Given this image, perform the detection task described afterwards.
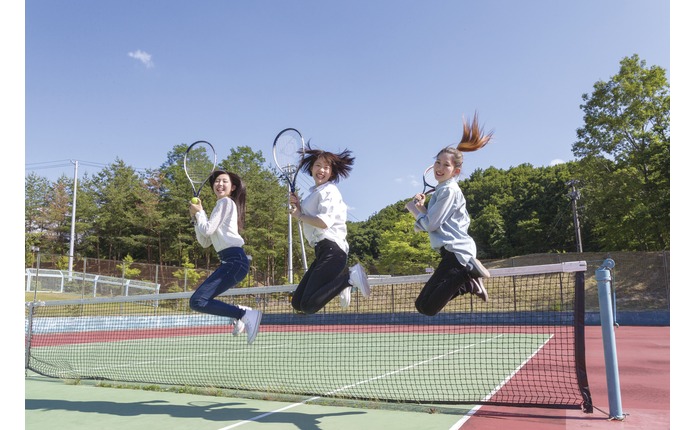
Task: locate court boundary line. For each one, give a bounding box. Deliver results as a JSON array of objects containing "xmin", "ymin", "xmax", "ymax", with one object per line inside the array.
[{"xmin": 215, "ymin": 334, "xmax": 504, "ymax": 428}]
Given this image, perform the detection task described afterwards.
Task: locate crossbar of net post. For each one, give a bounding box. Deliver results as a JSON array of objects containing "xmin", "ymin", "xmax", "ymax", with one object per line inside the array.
[{"xmin": 24, "ymin": 261, "xmax": 592, "ymax": 411}]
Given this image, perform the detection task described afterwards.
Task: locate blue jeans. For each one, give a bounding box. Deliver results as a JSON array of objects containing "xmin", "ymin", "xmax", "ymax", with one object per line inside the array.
[
  {"xmin": 291, "ymin": 239, "xmax": 349, "ymax": 314},
  {"xmin": 189, "ymin": 247, "xmax": 249, "ymax": 320}
]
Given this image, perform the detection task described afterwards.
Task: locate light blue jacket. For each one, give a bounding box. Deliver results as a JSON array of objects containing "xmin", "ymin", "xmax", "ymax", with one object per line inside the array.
[{"xmin": 413, "ymin": 177, "xmax": 476, "ymax": 266}]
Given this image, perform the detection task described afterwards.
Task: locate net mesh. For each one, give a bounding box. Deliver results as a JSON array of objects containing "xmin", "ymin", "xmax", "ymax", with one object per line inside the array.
[{"xmin": 25, "ymin": 262, "xmax": 592, "ymax": 411}]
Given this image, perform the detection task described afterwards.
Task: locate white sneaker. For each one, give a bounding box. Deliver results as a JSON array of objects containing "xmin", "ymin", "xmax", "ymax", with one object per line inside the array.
[
  {"xmin": 241, "ymin": 309, "xmax": 262, "ymax": 344},
  {"xmin": 339, "ymin": 286, "xmax": 351, "ymax": 308},
  {"xmin": 232, "ymin": 305, "xmax": 251, "ymax": 336},
  {"xmin": 349, "ymin": 264, "xmax": 371, "ymax": 297},
  {"xmin": 467, "ymin": 258, "xmax": 490, "ymax": 279},
  {"xmin": 231, "ymin": 318, "xmax": 245, "ymax": 336}
]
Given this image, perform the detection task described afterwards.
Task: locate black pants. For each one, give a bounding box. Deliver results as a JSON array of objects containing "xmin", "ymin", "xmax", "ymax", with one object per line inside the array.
[
  {"xmin": 415, "ymin": 248, "xmax": 469, "ymax": 316},
  {"xmin": 291, "ymin": 239, "xmax": 349, "ymax": 314}
]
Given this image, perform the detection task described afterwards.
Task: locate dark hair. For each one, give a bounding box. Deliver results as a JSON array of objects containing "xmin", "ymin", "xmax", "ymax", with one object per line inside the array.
[
  {"xmin": 297, "ymin": 145, "xmax": 354, "ymax": 183},
  {"xmin": 209, "ymin": 170, "xmax": 246, "ymax": 230}
]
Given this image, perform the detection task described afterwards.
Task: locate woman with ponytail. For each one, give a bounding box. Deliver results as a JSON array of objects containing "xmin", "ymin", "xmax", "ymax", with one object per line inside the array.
[{"xmin": 405, "ymin": 112, "xmax": 493, "ymax": 316}]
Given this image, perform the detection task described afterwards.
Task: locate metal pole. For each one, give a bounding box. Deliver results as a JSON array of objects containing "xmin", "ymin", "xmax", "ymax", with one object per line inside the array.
[
  {"xmin": 567, "ymin": 180, "xmax": 583, "ymax": 252},
  {"xmin": 287, "ymin": 181, "xmax": 293, "ymax": 283},
  {"xmin": 298, "ymin": 219, "xmax": 308, "ymax": 272},
  {"xmin": 32, "ymin": 247, "xmax": 40, "ymax": 301},
  {"xmin": 596, "ymin": 258, "xmax": 625, "ymax": 420},
  {"xmin": 68, "ymin": 160, "xmax": 78, "ymax": 278}
]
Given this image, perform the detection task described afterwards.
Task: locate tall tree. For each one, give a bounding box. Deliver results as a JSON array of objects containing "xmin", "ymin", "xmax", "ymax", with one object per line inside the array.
[
  {"xmin": 220, "ymin": 145, "xmax": 291, "ymax": 285},
  {"xmin": 573, "ymin": 54, "xmax": 669, "ymax": 250},
  {"xmin": 91, "ymin": 159, "xmax": 151, "ymax": 260},
  {"xmin": 25, "ymin": 173, "xmax": 51, "ymax": 235}
]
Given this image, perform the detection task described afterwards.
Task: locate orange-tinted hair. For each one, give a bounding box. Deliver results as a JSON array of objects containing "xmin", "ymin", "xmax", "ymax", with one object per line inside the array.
[{"xmin": 437, "ymin": 112, "xmax": 493, "ymax": 167}]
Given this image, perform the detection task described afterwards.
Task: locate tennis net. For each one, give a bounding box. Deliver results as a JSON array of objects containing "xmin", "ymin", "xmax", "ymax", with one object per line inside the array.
[{"xmin": 24, "ymin": 261, "xmax": 593, "ymax": 411}]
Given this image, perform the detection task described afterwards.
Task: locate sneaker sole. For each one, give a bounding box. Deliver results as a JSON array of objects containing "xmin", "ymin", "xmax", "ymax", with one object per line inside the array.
[
  {"xmin": 351, "ymin": 265, "xmax": 371, "ymax": 297},
  {"xmin": 358, "ymin": 274, "xmax": 370, "ymax": 297},
  {"xmin": 339, "ymin": 288, "xmax": 351, "ymax": 308},
  {"xmin": 470, "ymin": 258, "xmax": 491, "ymax": 278},
  {"xmin": 475, "ymin": 287, "xmax": 489, "ymax": 302},
  {"xmin": 246, "ymin": 311, "xmax": 262, "ymax": 344}
]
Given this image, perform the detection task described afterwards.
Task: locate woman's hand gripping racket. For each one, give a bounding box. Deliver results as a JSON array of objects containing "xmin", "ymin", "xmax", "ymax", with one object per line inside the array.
[
  {"xmin": 183, "ymin": 140, "xmax": 217, "ymax": 205},
  {"xmin": 406, "ymin": 165, "xmax": 436, "ymax": 216},
  {"xmin": 272, "ymin": 128, "xmax": 305, "ymax": 209}
]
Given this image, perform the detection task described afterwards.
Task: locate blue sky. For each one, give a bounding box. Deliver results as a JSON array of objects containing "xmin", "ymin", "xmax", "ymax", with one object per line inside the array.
[{"xmin": 21, "ymin": 0, "xmax": 671, "ymax": 223}]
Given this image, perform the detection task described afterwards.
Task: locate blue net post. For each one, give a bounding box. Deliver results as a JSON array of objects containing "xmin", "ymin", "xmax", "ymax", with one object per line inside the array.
[{"xmin": 596, "ymin": 258, "xmax": 626, "ymax": 420}]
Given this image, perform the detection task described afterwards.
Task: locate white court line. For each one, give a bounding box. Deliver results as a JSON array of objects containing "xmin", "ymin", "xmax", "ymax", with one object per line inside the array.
[
  {"xmin": 216, "ymin": 333, "xmax": 505, "ymax": 429},
  {"xmin": 447, "ymin": 334, "xmax": 554, "ymax": 429}
]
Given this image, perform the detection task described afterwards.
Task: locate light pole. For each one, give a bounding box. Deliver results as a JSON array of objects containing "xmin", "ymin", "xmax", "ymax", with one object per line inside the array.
[
  {"xmin": 68, "ymin": 160, "xmax": 78, "ymax": 278},
  {"xmin": 567, "ymin": 180, "xmax": 583, "ymax": 253},
  {"xmin": 31, "ymin": 246, "xmax": 40, "ymax": 301}
]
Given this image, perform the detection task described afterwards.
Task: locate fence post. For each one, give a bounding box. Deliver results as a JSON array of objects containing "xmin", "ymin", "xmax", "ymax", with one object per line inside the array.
[{"xmin": 596, "ymin": 258, "xmax": 626, "ymax": 420}]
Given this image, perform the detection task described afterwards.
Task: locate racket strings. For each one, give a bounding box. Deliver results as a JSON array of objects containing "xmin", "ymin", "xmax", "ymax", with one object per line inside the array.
[
  {"xmin": 186, "ymin": 167, "xmax": 214, "ymax": 183},
  {"xmin": 273, "ymin": 130, "xmax": 304, "ymax": 180},
  {"xmin": 423, "ymin": 167, "xmax": 437, "ymax": 189},
  {"xmin": 184, "ymin": 142, "xmax": 217, "ymax": 187}
]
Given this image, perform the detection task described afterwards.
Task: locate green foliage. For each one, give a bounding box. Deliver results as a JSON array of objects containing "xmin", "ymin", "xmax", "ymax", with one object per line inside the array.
[
  {"xmin": 116, "ymin": 254, "xmax": 141, "ymax": 278},
  {"xmin": 572, "ymin": 54, "xmax": 669, "ymax": 250},
  {"xmin": 171, "ymin": 255, "xmax": 203, "ymax": 292},
  {"xmin": 462, "ymin": 163, "xmax": 578, "ymax": 258},
  {"xmin": 54, "ymin": 255, "xmax": 71, "ymax": 271},
  {"xmin": 376, "ymin": 215, "xmax": 439, "ymax": 275}
]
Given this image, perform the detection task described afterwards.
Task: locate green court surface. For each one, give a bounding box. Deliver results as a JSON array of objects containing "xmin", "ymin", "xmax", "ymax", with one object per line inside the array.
[
  {"xmin": 29, "ymin": 329, "xmax": 556, "ymax": 405},
  {"xmin": 25, "ymin": 372, "xmax": 474, "ymax": 430}
]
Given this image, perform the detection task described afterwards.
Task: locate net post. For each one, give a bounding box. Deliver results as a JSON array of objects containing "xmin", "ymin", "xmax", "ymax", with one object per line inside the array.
[
  {"xmin": 596, "ymin": 258, "xmax": 626, "ymax": 420},
  {"xmin": 25, "ymin": 301, "xmax": 38, "ymax": 372}
]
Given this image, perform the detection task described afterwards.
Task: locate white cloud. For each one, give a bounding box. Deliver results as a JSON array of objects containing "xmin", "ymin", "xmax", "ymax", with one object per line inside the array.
[
  {"xmin": 549, "ymin": 159, "xmax": 565, "ymax": 166},
  {"xmin": 394, "ymin": 175, "xmax": 420, "ymax": 188},
  {"xmin": 128, "ymin": 50, "xmax": 154, "ymax": 68}
]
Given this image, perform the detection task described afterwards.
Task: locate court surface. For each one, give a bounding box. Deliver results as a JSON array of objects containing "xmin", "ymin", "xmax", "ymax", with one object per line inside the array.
[{"xmin": 25, "ymin": 326, "xmax": 669, "ymax": 430}]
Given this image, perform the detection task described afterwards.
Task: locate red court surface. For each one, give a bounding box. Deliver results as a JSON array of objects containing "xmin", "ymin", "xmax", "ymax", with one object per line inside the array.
[{"xmin": 457, "ymin": 325, "xmax": 669, "ymax": 429}]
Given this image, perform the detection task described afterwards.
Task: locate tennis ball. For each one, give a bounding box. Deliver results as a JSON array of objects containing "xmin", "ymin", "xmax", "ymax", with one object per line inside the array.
[{"xmin": 191, "ymin": 197, "xmax": 200, "ymax": 204}]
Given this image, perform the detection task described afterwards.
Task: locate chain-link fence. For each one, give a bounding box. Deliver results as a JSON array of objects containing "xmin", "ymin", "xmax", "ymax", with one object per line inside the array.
[{"xmin": 24, "ymin": 251, "xmax": 669, "ymax": 312}]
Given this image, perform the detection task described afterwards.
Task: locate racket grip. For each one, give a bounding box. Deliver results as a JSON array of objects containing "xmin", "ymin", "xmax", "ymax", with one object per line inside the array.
[{"xmin": 405, "ymin": 200, "xmax": 420, "ymax": 216}]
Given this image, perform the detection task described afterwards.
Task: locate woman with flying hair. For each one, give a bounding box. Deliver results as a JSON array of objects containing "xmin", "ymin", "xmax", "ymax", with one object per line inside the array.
[
  {"xmin": 405, "ymin": 112, "xmax": 493, "ymax": 316},
  {"xmin": 288, "ymin": 145, "xmax": 370, "ymax": 314}
]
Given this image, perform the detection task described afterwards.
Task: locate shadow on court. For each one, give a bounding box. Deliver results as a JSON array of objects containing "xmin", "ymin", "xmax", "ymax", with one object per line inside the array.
[
  {"xmin": 24, "ymin": 374, "xmax": 467, "ymax": 430},
  {"xmin": 26, "ymin": 397, "xmax": 364, "ymax": 430}
]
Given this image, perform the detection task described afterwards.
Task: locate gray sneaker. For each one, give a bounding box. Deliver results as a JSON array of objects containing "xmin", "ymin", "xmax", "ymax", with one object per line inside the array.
[
  {"xmin": 349, "ymin": 263, "xmax": 371, "ymax": 297},
  {"xmin": 339, "ymin": 286, "xmax": 351, "ymax": 308},
  {"xmin": 241, "ymin": 309, "xmax": 262, "ymax": 344},
  {"xmin": 467, "ymin": 277, "xmax": 489, "ymax": 302},
  {"xmin": 467, "ymin": 258, "xmax": 490, "ymax": 279}
]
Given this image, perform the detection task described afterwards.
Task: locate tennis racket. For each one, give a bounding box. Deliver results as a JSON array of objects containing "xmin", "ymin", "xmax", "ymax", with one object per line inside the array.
[
  {"xmin": 272, "ymin": 127, "xmax": 305, "ymax": 196},
  {"xmin": 183, "ymin": 140, "xmax": 217, "ymax": 204},
  {"xmin": 422, "ymin": 165, "xmax": 437, "ymax": 195}
]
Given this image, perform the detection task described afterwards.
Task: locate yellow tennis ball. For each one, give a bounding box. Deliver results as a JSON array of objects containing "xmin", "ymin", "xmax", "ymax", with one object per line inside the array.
[{"xmin": 191, "ymin": 197, "xmax": 200, "ymax": 204}]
